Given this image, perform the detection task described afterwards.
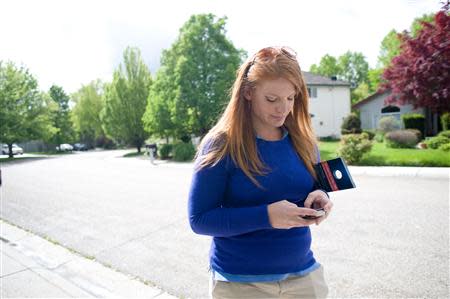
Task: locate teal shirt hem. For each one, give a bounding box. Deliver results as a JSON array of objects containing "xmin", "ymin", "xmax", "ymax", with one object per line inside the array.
[{"xmin": 212, "ymin": 262, "xmax": 321, "ymax": 283}]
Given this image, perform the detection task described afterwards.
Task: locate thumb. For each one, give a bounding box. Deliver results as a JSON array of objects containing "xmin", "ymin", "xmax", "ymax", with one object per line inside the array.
[{"xmin": 304, "ymin": 193, "xmax": 315, "ymax": 208}]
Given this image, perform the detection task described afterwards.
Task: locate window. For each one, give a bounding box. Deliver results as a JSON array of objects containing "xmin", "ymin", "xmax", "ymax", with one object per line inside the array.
[
  {"xmin": 381, "ymin": 106, "xmax": 400, "ymax": 113},
  {"xmin": 307, "ymin": 87, "xmax": 317, "ymax": 98},
  {"xmin": 381, "ymin": 105, "xmax": 401, "ymax": 125}
]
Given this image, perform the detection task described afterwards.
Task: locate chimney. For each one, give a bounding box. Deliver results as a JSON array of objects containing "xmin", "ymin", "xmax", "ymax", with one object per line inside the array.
[{"xmin": 330, "ymin": 75, "xmax": 337, "ymax": 81}]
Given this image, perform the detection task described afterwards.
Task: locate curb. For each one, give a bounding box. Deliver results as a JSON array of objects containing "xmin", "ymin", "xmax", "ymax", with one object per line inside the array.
[
  {"xmin": 0, "ymin": 220, "xmax": 178, "ymax": 298},
  {"xmin": 348, "ymin": 166, "xmax": 449, "ymax": 179}
]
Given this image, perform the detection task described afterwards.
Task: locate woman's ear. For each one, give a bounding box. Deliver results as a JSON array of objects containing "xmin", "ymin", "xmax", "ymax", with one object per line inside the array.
[{"xmin": 243, "ymin": 86, "xmax": 252, "ymax": 101}]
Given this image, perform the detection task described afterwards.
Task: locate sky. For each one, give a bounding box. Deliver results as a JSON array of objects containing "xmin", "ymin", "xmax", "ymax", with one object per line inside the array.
[{"xmin": 0, "ymin": 0, "xmax": 443, "ymax": 94}]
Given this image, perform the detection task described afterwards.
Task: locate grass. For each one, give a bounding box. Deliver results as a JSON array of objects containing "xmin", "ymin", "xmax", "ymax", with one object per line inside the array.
[
  {"xmin": 0, "ymin": 157, "xmax": 45, "ymax": 163},
  {"xmin": 319, "ymin": 140, "xmax": 450, "ymax": 167},
  {"xmin": 123, "ymin": 151, "xmax": 146, "ymax": 157},
  {"xmin": 30, "ymin": 151, "xmax": 73, "ymax": 155}
]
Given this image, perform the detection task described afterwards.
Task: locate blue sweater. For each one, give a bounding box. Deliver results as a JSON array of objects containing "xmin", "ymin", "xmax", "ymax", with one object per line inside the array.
[{"xmin": 188, "ymin": 133, "xmax": 320, "ymax": 276}]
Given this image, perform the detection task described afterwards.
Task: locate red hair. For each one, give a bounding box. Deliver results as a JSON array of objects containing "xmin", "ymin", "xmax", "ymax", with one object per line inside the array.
[{"xmin": 197, "ymin": 47, "xmax": 319, "ymax": 187}]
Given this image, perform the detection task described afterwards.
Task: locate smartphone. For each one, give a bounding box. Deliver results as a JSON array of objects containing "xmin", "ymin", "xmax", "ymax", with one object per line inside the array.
[{"xmin": 301, "ymin": 208, "xmax": 325, "ymax": 220}]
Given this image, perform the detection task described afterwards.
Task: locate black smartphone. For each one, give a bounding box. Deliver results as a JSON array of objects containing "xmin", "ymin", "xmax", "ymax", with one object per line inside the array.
[{"xmin": 301, "ymin": 208, "xmax": 325, "ymax": 220}]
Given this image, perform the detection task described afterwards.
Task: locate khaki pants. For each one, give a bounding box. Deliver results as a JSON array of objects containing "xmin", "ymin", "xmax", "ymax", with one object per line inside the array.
[{"xmin": 209, "ymin": 266, "xmax": 328, "ymax": 299}]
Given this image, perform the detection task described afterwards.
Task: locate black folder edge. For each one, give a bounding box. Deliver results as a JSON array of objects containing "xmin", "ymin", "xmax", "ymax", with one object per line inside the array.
[
  {"xmin": 338, "ymin": 157, "xmax": 356, "ymax": 189},
  {"xmin": 314, "ymin": 157, "xmax": 356, "ymax": 192},
  {"xmin": 313, "ymin": 163, "xmax": 330, "ymax": 191}
]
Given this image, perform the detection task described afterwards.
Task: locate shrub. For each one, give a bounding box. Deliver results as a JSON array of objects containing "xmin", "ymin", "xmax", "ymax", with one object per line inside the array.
[
  {"xmin": 173, "ymin": 142, "xmax": 196, "ymax": 162},
  {"xmin": 362, "ymin": 130, "xmax": 376, "ymax": 140},
  {"xmin": 374, "ymin": 132, "xmax": 384, "ymax": 143},
  {"xmin": 378, "ymin": 116, "xmax": 401, "ymax": 134},
  {"xmin": 405, "ymin": 129, "xmax": 422, "ymax": 141},
  {"xmin": 441, "ymin": 112, "xmax": 450, "ymax": 131},
  {"xmin": 319, "ymin": 135, "xmax": 340, "ymax": 142},
  {"xmin": 402, "ymin": 113, "xmax": 425, "ymax": 139},
  {"xmin": 438, "ymin": 130, "xmax": 450, "ymax": 139},
  {"xmin": 439, "ymin": 143, "xmax": 450, "ymax": 152},
  {"xmin": 158, "ymin": 143, "xmax": 173, "ymax": 159},
  {"xmin": 337, "ymin": 133, "xmax": 372, "ymax": 164},
  {"xmin": 424, "ymin": 135, "xmax": 450, "ymax": 149},
  {"xmin": 385, "ymin": 130, "xmax": 419, "ymax": 148},
  {"xmin": 341, "ymin": 113, "xmax": 362, "ymax": 134}
]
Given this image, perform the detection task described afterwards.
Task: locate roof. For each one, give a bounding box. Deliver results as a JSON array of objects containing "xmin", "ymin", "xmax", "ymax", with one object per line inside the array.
[
  {"xmin": 352, "ymin": 89, "xmax": 391, "ymax": 109},
  {"xmin": 302, "ymin": 71, "xmax": 351, "ymax": 86}
]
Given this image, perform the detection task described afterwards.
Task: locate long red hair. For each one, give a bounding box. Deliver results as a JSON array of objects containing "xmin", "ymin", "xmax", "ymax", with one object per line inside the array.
[{"xmin": 197, "ymin": 47, "xmax": 319, "ymax": 187}]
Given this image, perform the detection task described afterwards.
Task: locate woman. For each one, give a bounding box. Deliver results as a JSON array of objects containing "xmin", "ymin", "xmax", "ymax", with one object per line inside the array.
[{"xmin": 188, "ymin": 46, "xmax": 333, "ymax": 298}]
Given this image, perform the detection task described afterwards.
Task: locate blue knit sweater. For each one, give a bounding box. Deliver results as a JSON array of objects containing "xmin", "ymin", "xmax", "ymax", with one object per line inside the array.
[{"xmin": 188, "ymin": 133, "xmax": 320, "ymax": 276}]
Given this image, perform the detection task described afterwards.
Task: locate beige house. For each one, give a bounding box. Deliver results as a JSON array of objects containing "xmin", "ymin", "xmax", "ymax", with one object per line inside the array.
[{"xmin": 303, "ymin": 72, "xmax": 351, "ymax": 138}]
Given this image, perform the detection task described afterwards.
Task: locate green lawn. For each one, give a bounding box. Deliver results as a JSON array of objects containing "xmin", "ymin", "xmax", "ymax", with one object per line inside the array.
[
  {"xmin": 123, "ymin": 151, "xmax": 146, "ymax": 157},
  {"xmin": 319, "ymin": 141, "xmax": 450, "ymax": 167}
]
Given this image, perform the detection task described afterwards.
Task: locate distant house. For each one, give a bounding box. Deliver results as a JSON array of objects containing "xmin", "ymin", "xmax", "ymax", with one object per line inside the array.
[
  {"xmin": 352, "ymin": 90, "xmax": 442, "ymax": 136},
  {"xmin": 303, "ymin": 72, "xmax": 351, "ymax": 138}
]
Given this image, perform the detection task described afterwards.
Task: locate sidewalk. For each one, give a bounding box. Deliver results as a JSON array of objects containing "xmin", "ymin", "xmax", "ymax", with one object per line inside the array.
[
  {"xmin": 348, "ymin": 165, "xmax": 449, "ymax": 179},
  {"xmin": 0, "ymin": 221, "xmax": 178, "ymax": 298}
]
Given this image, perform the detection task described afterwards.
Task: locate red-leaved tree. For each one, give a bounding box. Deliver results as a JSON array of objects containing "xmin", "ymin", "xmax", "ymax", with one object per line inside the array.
[{"xmin": 381, "ymin": 8, "xmax": 450, "ymax": 113}]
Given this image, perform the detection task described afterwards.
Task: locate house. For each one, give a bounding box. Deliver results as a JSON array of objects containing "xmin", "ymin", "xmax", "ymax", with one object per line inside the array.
[
  {"xmin": 352, "ymin": 90, "xmax": 442, "ymax": 136},
  {"xmin": 303, "ymin": 72, "xmax": 351, "ymax": 138}
]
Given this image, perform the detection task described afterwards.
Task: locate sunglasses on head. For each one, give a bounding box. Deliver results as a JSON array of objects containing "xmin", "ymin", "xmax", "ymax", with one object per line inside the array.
[{"xmin": 244, "ymin": 46, "xmax": 298, "ymax": 78}]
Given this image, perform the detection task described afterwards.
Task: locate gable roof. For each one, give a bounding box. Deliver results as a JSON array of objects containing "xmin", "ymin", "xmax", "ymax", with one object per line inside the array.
[
  {"xmin": 302, "ymin": 71, "xmax": 351, "ymax": 86},
  {"xmin": 352, "ymin": 89, "xmax": 390, "ymax": 109}
]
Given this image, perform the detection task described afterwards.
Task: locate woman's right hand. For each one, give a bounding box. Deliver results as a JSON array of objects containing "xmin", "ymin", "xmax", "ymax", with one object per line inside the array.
[{"xmin": 267, "ymin": 200, "xmax": 317, "ymax": 229}]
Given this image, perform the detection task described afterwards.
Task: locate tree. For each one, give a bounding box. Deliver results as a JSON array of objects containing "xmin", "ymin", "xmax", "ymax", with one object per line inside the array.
[
  {"xmin": 101, "ymin": 47, "xmax": 152, "ymax": 152},
  {"xmin": 0, "ymin": 61, "xmax": 55, "ymax": 157},
  {"xmin": 309, "ymin": 54, "xmax": 340, "ymax": 77},
  {"xmin": 377, "ymin": 29, "xmax": 402, "ymax": 69},
  {"xmin": 71, "ymin": 80, "xmax": 105, "ymax": 148},
  {"xmin": 142, "ymin": 68, "xmax": 176, "ymax": 142},
  {"xmin": 381, "ymin": 10, "xmax": 450, "ymax": 113},
  {"xmin": 338, "ymin": 51, "xmax": 369, "ymax": 89},
  {"xmin": 310, "ymin": 51, "xmax": 369, "ymax": 104},
  {"xmin": 48, "ymin": 85, "xmax": 75, "ymax": 146},
  {"xmin": 410, "ymin": 13, "xmax": 434, "ymax": 37},
  {"xmin": 143, "ymin": 14, "xmax": 244, "ymax": 140},
  {"xmin": 367, "ymin": 68, "xmax": 383, "ymax": 93},
  {"xmin": 352, "ymin": 82, "xmax": 370, "ymax": 104}
]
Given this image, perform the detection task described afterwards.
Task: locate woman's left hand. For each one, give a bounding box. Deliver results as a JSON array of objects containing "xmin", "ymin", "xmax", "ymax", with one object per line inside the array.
[{"xmin": 304, "ymin": 190, "xmax": 333, "ymax": 225}]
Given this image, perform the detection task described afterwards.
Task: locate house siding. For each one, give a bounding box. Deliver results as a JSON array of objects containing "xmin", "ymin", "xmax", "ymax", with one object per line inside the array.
[
  {"xmin": 357, "ymin": 93, "xmax": 424, "ymax": 130},
  {"xmin": 309, "ymin": 86, "xmax": 350, "ymax": 138}
]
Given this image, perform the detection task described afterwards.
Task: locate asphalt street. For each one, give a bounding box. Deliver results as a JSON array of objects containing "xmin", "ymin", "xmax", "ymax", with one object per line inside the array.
[{"xmin": 1, "ymin": 150, "xmax": 449, "ymax": 298}]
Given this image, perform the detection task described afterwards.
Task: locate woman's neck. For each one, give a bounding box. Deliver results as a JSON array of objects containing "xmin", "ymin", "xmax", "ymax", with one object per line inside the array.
[{"xmin": 254, "ymin": 126, "xmax": 283, "ymax": 141}]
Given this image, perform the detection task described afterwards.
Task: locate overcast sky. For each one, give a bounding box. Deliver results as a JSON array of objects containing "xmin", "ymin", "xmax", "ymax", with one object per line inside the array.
[{"xmin": 0, "ymin": 0, "xmax": 443, "ymax": 94}]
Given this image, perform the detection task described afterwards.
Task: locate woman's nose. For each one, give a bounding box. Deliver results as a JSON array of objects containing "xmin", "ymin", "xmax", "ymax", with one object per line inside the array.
[{"xmin": 275, "ymin": 99, "xmax": 290, "ymax": 113}]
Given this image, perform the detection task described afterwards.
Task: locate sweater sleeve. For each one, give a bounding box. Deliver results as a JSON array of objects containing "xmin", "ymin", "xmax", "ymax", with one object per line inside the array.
[{"xmin": 188, "ymin": 146, "xmax": 272, "ymax": 237}]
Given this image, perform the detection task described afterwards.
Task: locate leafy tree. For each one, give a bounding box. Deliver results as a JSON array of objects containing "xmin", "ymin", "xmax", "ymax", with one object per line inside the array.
[
  {"xmin": 338, "ymin": 51, "xmax": 369, "ymax": 89},
  {"xmin": 309, "ymin": 54, "xmax": 340, "ymax": 77},
  {"xmin": 142, "ymin": 48, "xmax": 178, "ymax": 142},
  {"xmin": 352, "ymin": 82, "xmax": 370, "ymax": 104},
  {"xmin": 48, "ymin": 85, "xmax": 75, "ymax": 146},
  {"xmin": 367, "ymin": 68, "xmax": 383, "ymax": 93},
  {"xmin": 143, "ymin": 14, "xmax": 244, "ymax": 140},
  {"xmin": 71, "ymin": 80, "xmax": 105, "ymax": 148},
  {"xmin": 410, "ymin": 13, "xmax": 434, "ymax": 37},
  {"xmin": 378, "ymin": 14, "xmax": 434, "ymax": 71},
  {"xmin": 101, "ymin": 47, "xmax": 152, "ymax": 152},
  {"xmin": 377, "ymin": 29, "xmax": 402, "ymax": 69},
  {"xmin": 0, "ymin": 61, "xmax": 55, "ymax": 157},
  {"xmin": 381, "ymin": 10, "xmax": 450, "ymax": 113}
]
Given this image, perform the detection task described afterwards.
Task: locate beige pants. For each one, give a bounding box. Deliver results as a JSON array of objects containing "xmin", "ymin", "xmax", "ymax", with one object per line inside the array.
[{"xmin": 209, "ymin": 266, "xmax": 328, "ymax": 299}]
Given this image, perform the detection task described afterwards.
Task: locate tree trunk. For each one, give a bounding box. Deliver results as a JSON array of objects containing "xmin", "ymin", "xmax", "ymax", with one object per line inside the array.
[{"xmin": 8, "ymin": 144, "xmax": 13, "ymax": 158}]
